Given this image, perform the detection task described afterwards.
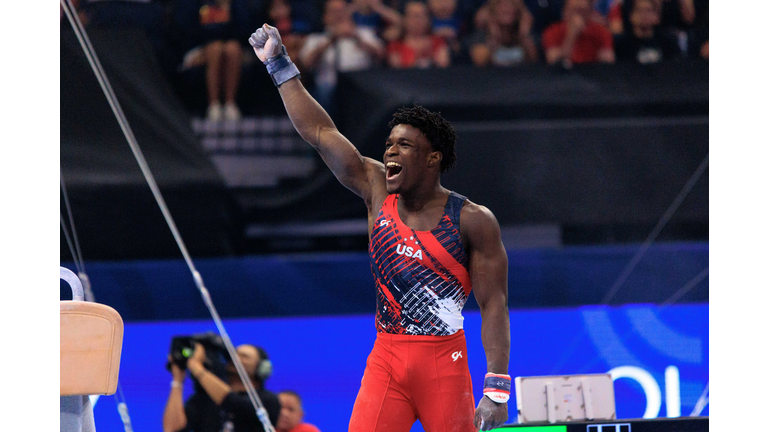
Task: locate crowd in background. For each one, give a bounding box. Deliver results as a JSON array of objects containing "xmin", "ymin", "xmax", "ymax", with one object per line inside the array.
[{"xmin": 64, "ymin": 0, "xmax": 709, "ymax": 120}]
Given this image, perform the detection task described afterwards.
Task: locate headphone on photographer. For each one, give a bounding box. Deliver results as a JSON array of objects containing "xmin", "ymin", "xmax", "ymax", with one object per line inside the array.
[{"xmin": 251, "ymin": 345, "xmax": 273, "ymax": 382}]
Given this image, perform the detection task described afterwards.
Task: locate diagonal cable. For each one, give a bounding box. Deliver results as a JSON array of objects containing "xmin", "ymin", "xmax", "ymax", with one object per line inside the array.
[
  {"xmin": 61, "ymin": 214, "xmax": 82, "ymax": 275},
  {"xmin": 61, "ymin": 170, "xmax": 85, "ymax": 272},
  {"xmin": 601, "ymin": 154, "xmax": 709, "ymax": 305},
  {"xmin": 60, "ymin": 2, "xmax": 274, "ymax": 430},
  {"xmin": 660, "ymin": 267, "xmax": 709, "ymax": 308},
  {"xmin": 549, "ymin": 154, "xmax": 709, "ymax": 374},
  {"xmin": 573, "ymin": 267, "xmax": 709, "ymax": 374}
]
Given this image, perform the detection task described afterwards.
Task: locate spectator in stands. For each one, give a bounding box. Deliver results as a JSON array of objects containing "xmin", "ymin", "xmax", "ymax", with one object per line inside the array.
[
  {"xmin": 350, "ymin": 0, "xmax": 404, "ymax": 41},
  {"xmin": 592, "ymin": 0, "xmax": 612, "ymax": 18},
  {"xmin": 588, "ymin": 0, "xmax": 612, "ymax": 27},
  {"xmin": 688, "ymin": 0, "xmax": 707, "ymax": 58},
  {"xmin": 276, "ymin": 390, "xmax": 321, "ymax": 432},
  {"xmin": 202, "ymin": 0, "xmax": 245, "ymax": 121},
  {"xmin": 299, "ymin": 0, "xmax": 386, "ymax": 114},
  {"xmin": 267, "ymin": 0, "xmax": 305, "ymax": 61},
  {"xmin": 163, "ymin": 342, "xmax": 281, "ymax": 432},
  {"xmin": 608, "ymin": 0, "xmax": 695, "ymax": 36},
  {"xmin": 175, "ymin": 0, "xmax": 253, "ymax": 121},
  {"xmin": 653, "ymin": 0, "xmax": 697, "ymax": 34},
  {"xmin": 515, "ymin": 0, "xmax": 561, "ymax": 37},
  {"xmin": 472, "ymin": 0, "xmax": 533, "ymax": 55},
  {"xmin": 386, "ymin": 0, "xmax": 451, "ymax": 68},
  {"xmin": 607, "ymin": 0, "xmax": 624, "ymax": 34},
  {"xmin": 468, "ymin": 0, "xmax": 537, "ymax": 67},
  {"xmin": 428, "ymin": 0, "xmax": 464, "ymax": 58},
  {"xmin": 542, "ymin": 0, "xmax": 615, "ymax": 67},
  {"xmin": 614, "ymin": 0, "xmax": 679, "ymax": 64}
]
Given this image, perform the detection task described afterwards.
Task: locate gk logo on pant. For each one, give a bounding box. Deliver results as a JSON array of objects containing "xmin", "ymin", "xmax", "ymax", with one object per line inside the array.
[{"xmin": 452, "ymin": 351, "xmax": 462, "ymax": 362}]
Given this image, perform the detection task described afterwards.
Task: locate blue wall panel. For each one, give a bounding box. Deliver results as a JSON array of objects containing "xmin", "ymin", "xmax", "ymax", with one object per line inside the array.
[
  {"xmin": 62, "ymin": 242, "xmax": 709, "ymax": 321},
  {"xmin": 88, "ymin": 304, "xmax": 708, "ymax": 432}
]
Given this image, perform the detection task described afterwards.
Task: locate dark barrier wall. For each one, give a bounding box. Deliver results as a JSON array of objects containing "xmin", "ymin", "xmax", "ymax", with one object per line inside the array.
[
  {"xmin": 233, "ymin": 61, "xmax": 709, "ymax": 235},
  {"xmin": 334, "ymin": 62, "xmax": 709, "ymax": 231},
  {"xmin": 60, "ymin": 28, "xmax": 220, "ymax": 189},
  {"xmin": 60, "ymin": 242, "xmax": 708, "ymax": 322},
  {"xmin": 60, "ymin": 28, "xmax": 237, "ymax": 259}
]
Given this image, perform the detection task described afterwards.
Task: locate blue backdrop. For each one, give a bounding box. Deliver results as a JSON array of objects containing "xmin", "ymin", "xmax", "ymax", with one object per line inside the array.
[
  {"xmin": 88, "ymin": 303, "xmax": 708, "ymax": 432},
  {"xmin": 61, "ymin": 242, "xmax": 709, "ymax": 322}
]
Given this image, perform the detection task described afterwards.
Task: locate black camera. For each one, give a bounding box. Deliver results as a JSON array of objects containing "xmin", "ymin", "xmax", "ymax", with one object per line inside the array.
[{"xmin": 167, "ymin": 331, "xmax": 231, "ymax": 384}]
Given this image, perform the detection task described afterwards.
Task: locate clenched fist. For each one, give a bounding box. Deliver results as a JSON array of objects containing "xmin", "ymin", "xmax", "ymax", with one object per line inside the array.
[
  {"xmin": 249, "ymin": 24, "xmax": 283, "ymax": 63},
  {"xmin": 474, "ymin": 396, "xmax": 508, "ymax": 431}
]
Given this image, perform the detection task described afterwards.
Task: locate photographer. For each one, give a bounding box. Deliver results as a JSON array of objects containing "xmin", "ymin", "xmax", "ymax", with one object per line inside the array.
[{"xmin": 163, "ymin": 337, "xmax": 281, "ymax": 432}]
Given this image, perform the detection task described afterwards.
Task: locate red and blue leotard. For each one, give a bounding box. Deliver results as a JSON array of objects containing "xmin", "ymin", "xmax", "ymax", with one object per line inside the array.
[
  {"xmin": 350, "ymin": 191, "xmax": 479, "ymax": 431},
  {"xmin": 369, "ymin": 192, "xmax": 473, "ymax": 335}
]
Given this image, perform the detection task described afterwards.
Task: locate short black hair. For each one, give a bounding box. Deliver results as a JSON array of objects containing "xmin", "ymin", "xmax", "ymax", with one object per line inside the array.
[
  {"xmin": 279, "ymin": 390, "xmax": 303, "ymax": 405},
  {"xmin": 388, "ymin": 105, "xmax": 457, "ymax": 173}
]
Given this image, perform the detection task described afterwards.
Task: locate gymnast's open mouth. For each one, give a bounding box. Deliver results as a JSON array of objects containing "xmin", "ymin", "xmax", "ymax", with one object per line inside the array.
[{"xmin": 386, "ymin": 161, "xmax": 402, "ymax": 180}]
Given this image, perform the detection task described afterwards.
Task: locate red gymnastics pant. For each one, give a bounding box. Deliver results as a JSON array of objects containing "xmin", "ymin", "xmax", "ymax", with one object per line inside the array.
[{"xmin": 348, "ymin": 330, "xmax": 476, "ymax": 432}]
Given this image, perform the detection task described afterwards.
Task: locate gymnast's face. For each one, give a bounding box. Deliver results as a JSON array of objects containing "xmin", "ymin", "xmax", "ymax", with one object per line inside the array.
[{"xmin": 384, "ymin": 124, "xmax": 439, "ymax": 194}]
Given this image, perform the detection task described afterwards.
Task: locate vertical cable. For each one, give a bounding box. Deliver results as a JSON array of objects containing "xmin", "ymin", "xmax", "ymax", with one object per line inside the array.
[{"xmin": 60, "ymin": 1, "xmax": 274, "ymax": 430}]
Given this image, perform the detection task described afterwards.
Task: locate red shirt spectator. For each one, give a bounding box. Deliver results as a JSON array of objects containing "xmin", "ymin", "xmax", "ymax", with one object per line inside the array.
[
  {"xmin": 542, "ymin": 0, "xmax": 615, "ymax": 65},
  {"xmin": 386, "ymin": 1, "xmax": 450, "ymax": 68},
  {"xmin": 277, "ymin": 391, "xmax": 322, "ymax": 432},
  {"xmin": 542, "ymin": 20, "xmax": 614, "ymax": 63},
  {"xmin": 283, "ymin": 424, "xmax": 320, "ymax": 432},
  {"xmin": 387, "ymin": 35, "xmax": 448, "ymax": 68}
]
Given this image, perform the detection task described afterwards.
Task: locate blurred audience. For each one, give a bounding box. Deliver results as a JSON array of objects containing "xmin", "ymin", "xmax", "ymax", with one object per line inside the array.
[
  {"xmin": 387, "ymin": 0, "xmax": 451, "ymax": 68},
  {"xmin": 266, "ymin": 0, "xmax": 305, "ymax": 60},
  {"xmin": 350, "ymin": 0, "xmax": 404, "ymax": 41},
  {"xmin": 588, "ymin": 0, "xmax": 612, "ymax": 27},
  {"xmin": 609, "ymin": 0, "xmax": 695, "ymax": 36},
  {"xmin": 652, "ymin": 0, "xmax": 696, "ymax": 34},
  {"xmin": 174, "ymin": 0, "xmax": 255, "ymax": 121},
  {"xmin": 689, "ymin": 0, "xmax": 707, "ymax": 58},
  {"xmin": 66, "ymin": 0, "xmax": 707, "ymax": 120},
  {"xmin": 614, "ymin": 0, "xmax": 679, "ymax": 64},
  {"xmin": 592, "ymin": 0, "xmax": 613, "ymax": 18},
  {"xmin": 542, "ymin": 0, "xmax": 615, "ymax": 67},
  {"xmin": 428, "ymin": 0, "xmax": 465, "ymax": 58},
  {"xmin": 276, "ymin": 390, "xmax": 321, "ymax": 432},
  {"xmin": 468, "ymin": 0, "xmax": 537, "ymax": 66},
  {"xmin": 201, "ymin": 0, "xmax": 244, "ymax": 121},
  {"xmin": 299, "ymin": 0, "xmax": 386, "ymax": 113}
]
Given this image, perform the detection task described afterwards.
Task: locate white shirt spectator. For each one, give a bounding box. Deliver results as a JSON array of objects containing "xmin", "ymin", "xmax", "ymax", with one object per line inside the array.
[{"xmin": 299, "ymin": 27, "xmax": 383, "ymax": 87}]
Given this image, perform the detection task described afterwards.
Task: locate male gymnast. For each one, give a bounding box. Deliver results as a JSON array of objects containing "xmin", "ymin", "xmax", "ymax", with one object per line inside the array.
[{"xmin": 249, "ymin": 24, "xmax": 511, "ymax": 432}]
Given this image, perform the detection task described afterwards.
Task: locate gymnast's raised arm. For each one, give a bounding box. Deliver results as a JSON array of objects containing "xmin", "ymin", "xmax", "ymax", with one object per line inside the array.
[{"xmin": 248, "ymin": 24, "xmax": 383, "ymax": 205}]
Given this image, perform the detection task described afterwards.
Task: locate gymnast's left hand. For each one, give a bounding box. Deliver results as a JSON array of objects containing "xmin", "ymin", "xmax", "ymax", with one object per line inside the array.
[{"xmin": 474, "ymin": 396, "xmax": 508, "ymax": 431}]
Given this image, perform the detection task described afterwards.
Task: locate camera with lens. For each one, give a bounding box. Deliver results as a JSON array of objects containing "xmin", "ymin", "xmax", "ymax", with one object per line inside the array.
[{"xmin": 167, "ymin": 331, "xmax": 231, "ymax": 385}]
